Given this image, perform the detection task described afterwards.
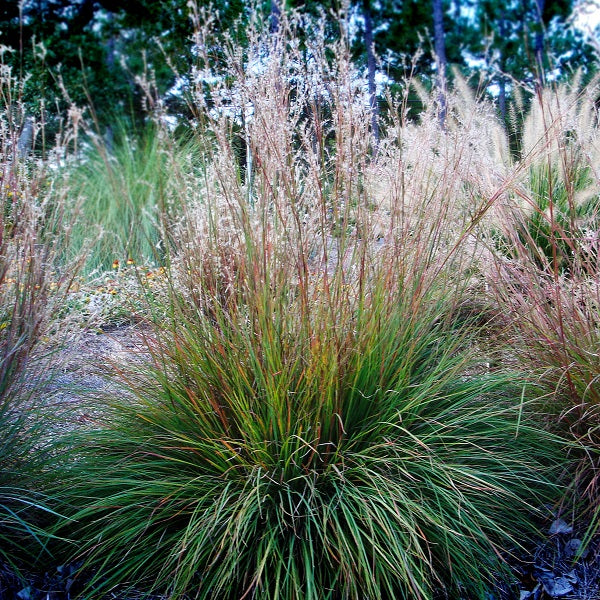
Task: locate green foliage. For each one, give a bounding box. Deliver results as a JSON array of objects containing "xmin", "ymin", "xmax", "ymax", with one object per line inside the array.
[
  {"xmin": 489, "ymin": 80, "xmax": 600, "ymax": 549},
  {"xmin": 3, "ymin": 0, "xmax": 596, "ymax": 142},
  {"xmin": 4, "ymin": 5, "xmax": 600, "ymax": 590},
  {"xmin": 498, "ymin": 162, "xmax": 599, "ymax": 274},
  {"xmin": 49, "ymin": 33, "xmax": 565, "ymax": 595},
  {"xmin": 491, "ymin": 231, "xmax": 600, "ymax": 548},
  {"xmin": 0, "ymin": 240, "xmax": 59, "ymax": 578},
  {"xmin": 473, "ymin": 0, "xmax": 596, "ymax": 84},
  {"xmin": 0, "ymin": 0, "xmax": 253, "ymax": 139},
  {"xmin": 66, "ymin": 123, "xmax": 201, "ymax": 274},
  {"xmin": 1, "ymin": 0, "xmax": 196, "ymax": 130},
  {"xmin": 493, "ymin": 75, "xmax": 600, "ymax": 274},
  {"xmin": 0, "ymin": 411, "xmax": 63, "ymax": 578},
  {"xmin": 0, "ymin": 167, "xmax": 72, "ymax": 581}
]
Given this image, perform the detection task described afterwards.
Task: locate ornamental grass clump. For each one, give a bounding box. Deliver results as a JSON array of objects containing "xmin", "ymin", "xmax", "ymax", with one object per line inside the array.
[
  {"xmin": 58, "ymin": 278, "xmax": 562, "ymax": 600},
  {"xmin": 52, "ymin": 8, "xmax": 564, "ymax": 599},
  {"xmin": 489, "ymin": 77, "xmax": 600, "ymax": 541},
  {"xmin": 497, "ymin": 75, "xmax": 600, "ymax": 274},
  {"xmin": 0, "ymin": 55, "xmax": 78, "ymax": 579},
  {"xmin": 66, "ymin": 120, "xmax": 202, "ymax": 274}
]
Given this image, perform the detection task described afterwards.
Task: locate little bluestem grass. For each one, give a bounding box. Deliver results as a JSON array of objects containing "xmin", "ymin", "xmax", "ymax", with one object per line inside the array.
[
  {"xmin": 54, "ymin": 263, "xmax": 563, "ymax": 599},
  {"xmin": 50, "ymin": 8, "xmax": 568, "ymax": 598}
]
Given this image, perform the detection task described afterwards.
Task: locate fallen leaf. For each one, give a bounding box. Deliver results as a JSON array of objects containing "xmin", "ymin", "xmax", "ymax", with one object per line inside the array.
[{"xmin": 549, "ymin": 518, "xmax": 573, "ymax": 535}]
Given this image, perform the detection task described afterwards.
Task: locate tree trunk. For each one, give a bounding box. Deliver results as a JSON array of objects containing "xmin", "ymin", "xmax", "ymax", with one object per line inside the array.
[
  {"xmin": 533, "ymin": 0, "xmax": 546, "ymax": 86},
  {"xmin": 498, "ymin": 76, "xmax": 507, "ymax": 124},
  {"xmin": 432, "ymin": 0, "xmax": 447, "ymax": 127},
  {"xmin": 242, "ymin": 109, "xmax": 253, "ymax": 206},
  {"xmin": 362, "ymin": 0, "xmax": 379, "ymax": 146},
  {"xmin": 270, "ymin": 0, "xmax": 282, "ymax": 34},
  {"xmin": 104, "ymin": 16, "xmax": 116, "ymax": 153},
  {"xmin": 17, "ymin": 116, "xmax": 34, "ymax": 158},
  {"xmin": 498, "ymin": 8, "xmax": 507, "ymax": 124}
]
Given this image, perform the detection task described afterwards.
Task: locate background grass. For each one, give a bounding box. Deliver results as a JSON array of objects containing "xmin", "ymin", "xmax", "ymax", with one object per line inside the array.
[
  {"xmin": 488, "ymin": 78, "xmax": 600, "ymax": 535},
  {"xmin": 0, "ymin": 93, "xmax": 76, "ymax": 581},
  {"xmin": 66, "ymin": 121, "xmax": 202, "ymax": 274}
]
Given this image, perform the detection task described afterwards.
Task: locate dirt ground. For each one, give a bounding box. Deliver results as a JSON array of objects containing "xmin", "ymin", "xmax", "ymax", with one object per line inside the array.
[{"xmin": 41, "ymin": 324, "xmax": 149, "ymax": 416}]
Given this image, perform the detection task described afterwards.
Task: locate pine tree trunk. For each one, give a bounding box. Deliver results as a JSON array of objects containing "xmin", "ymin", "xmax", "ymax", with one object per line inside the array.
[
  {"xmin": 498, "ymin": 76, "xmax": 507, "ymax": 124},
  {"xmin": 432, "ymin": 0, "xmax": 447, "ymax": 127},
  {"xmin": 362, "ymin": 0, "xmax": 379, "ymax": 146},
  {"xmin": 534, "ymin": 0, "xmax": 546, "ymax": 85},
  {"xmin": 498, "ymin": 8, "xmax": 507, "ymax": 124},
  {"xmin": 17, "ymin": 116, "xmax": 34, "ymax": 158},
  {"xmin": 270, "ymin": 0, "xmax": 282, "ymax": 34}
]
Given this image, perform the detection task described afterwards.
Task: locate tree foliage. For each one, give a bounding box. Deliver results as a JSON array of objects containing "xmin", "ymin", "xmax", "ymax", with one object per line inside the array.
[
  {"xmin": 1, "ymin": 1, "xmax": 245, "ymax": 130},
  {"xmin": 0, "ymin": 0, "xmax": 595, "ymax": 136}
]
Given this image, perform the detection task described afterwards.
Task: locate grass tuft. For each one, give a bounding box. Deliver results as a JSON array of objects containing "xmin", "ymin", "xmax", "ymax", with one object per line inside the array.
[
  {"xmin": 46, "ymin": 11, "xmax": 574, "ymax": 598},
  {"xmin": 489, "ymin": 76, "xmax": 600, "ymax": 543},
  {"xmin": 66, "ymin": 121, "xmax": 202, "ymax": 274},
  {"xmin": 0, "ymin": 53, "xmax": 79, "ymax": 580}
]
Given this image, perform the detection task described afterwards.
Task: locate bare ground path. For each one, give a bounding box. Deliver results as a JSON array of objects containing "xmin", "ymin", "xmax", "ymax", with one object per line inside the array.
[{"xmin": 42, "ymin": 324, "xmax": 148, "ymax": 411}]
